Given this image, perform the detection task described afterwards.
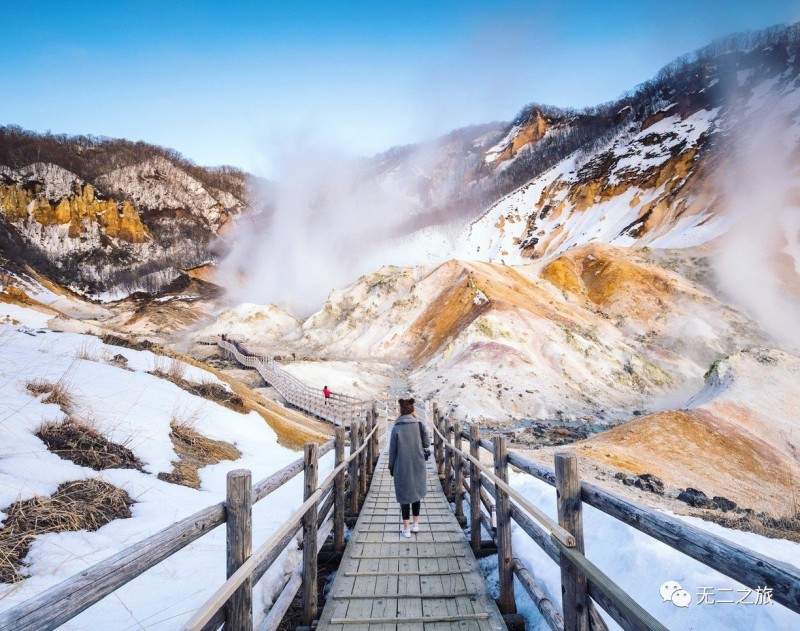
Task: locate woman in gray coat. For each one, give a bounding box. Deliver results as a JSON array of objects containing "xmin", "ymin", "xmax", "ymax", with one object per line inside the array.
[{"xmin": 388, "ymin": 398, "xmax": 430, "ymax": 538}]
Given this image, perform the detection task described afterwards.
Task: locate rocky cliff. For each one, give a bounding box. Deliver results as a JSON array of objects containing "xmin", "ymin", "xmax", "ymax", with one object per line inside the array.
[{"xmin": 0, "ymin": 133, "xmax": 248, "ymax": 297}]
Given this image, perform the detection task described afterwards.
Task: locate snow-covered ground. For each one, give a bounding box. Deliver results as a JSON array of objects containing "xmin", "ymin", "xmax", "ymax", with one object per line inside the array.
[
  {"xmin": 0, "ymin": 302, "xmax": 327, "ymax": 629},
  {"xmin": 509, "ymin": 472, "xmax": 800, "ymax": 631}
]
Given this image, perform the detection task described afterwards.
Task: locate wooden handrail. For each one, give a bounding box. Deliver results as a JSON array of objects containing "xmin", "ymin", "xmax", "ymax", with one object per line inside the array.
[
  {"xmin": 504, "ymin": 448, "xmax": 800, "ymax": 616},
  {"xmin": 0, "ymin": 439, "xmax": 333, "ymax": 631},
  {"xmin": 181, "ymin": 481, "xmax": 330, "ymax": 629},
  {"xmin": 182, "ymin": 422, "xmax": 380, "ymax": 629},
  {"xmin": 554, "ymin": 538, "xmax": 668, "ymax": 631},
  {"xmin": 1, "ymin": 340, "xmax": 384, "ymax": 631},
  {"xmin": 432, "ymin": 421, "xmax": 575, "ymax": 547},
  {"xmin": 450, "ymin": 419, "xmax": 800, "ymax": 629},
  {"xmin": 219, "ymin": 339, "xmax": 374, "ymax": 427}
]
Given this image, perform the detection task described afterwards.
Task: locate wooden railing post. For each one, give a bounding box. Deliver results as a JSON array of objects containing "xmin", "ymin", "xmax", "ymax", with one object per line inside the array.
[
  {"xmin": 453, "ymin": 421, "xmax": 464, "ymax": 522},
  {"xmin": 433, "ymin": 404, "xmax": 443, "ymax": 477},
  {"xmin": 302, "ymin": 443, "xmax": 319, "ymax": 626},
  {"xmin": 493, "ymin": 435, "xmax": 516, "ymax": 614},
  {"xmin": 444, "ymin": 419, "xmax": 453, "ymax": 500},
  {"xmin": 349, "ymin": 421, "xmax": 360, "ymax": 518},
  {"xmin": 371, "ymin": 402, "xmax": 380, "ymax": 458},
  {"xmin": 365, "ymin": 411, "xmax": 374, "ymax": 477},
  {"xmin": 556, "ymin": 452, "xmax": 589, "ymax": 631},
  {"xmin": 469, "ymin": 425, "xmax": 482, "ymax": 552},
  {"xmin": 226, "ymin": 469, "xmax": 253, "ymax": 631},
  {"xmin": 334, "ymin": 427, "xmax": 346, "ymax": 552},
  {"xmin": 358, "ymin": 420, "xmax": 367, "ymax": 500}
]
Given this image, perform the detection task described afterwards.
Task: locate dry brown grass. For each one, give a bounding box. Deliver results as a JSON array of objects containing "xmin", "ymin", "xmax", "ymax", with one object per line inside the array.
[
  {"xmin": 130, "ymin": 342, "xmax": 331, "ymax": 448},
  {"xmin": 100, "ymin": 333, "xmax": 157, "ymax": 352},
  {"xmin": 151, "ymin": 363, "xmax": 246, "ymax": 413},
  {"xmin": 151, "ymin": 356, "xmax": 187, "ymax": 382},
  {"xmin": 74, "ymin": 341, "xmax": 115, "ymax": 363},
  {"xmin": 703, "ymin": 510, "xmax": 800, "ymax": 542},
  {"xmin": 0, "ymin": 479, "xmax": 134, "ymax": 583},
  {"xmin": 37, "ymin": 418, "xmax": 144, "ymax": 472},
  {"xmin": 26, "ymin": 378, "xmax": 75, "ymax": 412},
  {"xmin": 157, "ymin": 414, "xmax": 241, "ymax": 489}
]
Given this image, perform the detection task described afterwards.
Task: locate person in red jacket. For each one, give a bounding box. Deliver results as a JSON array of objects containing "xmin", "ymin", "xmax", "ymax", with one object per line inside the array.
[{"xmin": 323, "ymin": 385, "xmax": 331, "ymax": 404}]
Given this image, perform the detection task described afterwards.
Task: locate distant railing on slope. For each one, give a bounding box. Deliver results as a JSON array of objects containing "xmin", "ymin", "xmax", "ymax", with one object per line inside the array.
[
  {"xmin": 198, "ymin": 335, "xmax": 374, "ymax": 427},
  {"xmin": 430, "ymin": 404, "xmax": 800, "ymax": 631},
  {"xmin": 0, "ymin": 411, "xmax": 385, "ymax": 631}
]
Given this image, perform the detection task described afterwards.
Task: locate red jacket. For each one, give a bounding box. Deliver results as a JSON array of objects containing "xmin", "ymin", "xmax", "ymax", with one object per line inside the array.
[{"xmin": 323, "ymin": 387, "xmax": 331, "ymax": 398}]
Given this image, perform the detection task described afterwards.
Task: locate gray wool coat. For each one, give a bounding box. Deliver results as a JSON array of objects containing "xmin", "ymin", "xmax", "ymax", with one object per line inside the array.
[{"xmin": 388, "ymin": 415, "xmax": 430, "ymax": 505}]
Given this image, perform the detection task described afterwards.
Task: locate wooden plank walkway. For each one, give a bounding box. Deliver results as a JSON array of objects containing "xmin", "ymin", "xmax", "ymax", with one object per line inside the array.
[{"xmin": 317, "ymin": 452, "xmax": 506, "ymax": 630}]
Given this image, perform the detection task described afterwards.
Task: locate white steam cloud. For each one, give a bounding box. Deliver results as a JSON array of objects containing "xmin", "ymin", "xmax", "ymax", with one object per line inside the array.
[
  {"xmin": 216, "ymin": 138, "xmax": 457, "ymax": 317},
  {"xmin": 713, "ymin": 97, "xmax": 800, "ymax": 352}
]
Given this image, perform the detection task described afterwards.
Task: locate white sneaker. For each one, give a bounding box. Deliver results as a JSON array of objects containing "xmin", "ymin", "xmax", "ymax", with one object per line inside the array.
[
  {"xmin": 400, "ymin": 529, "xmax": 411, "ymax": 538},
  {"xmin": 411, "ymin": 524, "xmax": 420, "ymax": 533}
]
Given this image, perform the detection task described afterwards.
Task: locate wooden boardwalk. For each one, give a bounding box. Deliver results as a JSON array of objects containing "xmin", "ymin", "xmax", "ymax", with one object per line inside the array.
[{"xmin": 317, "ymin": 452, "xmax": 506, "ymax": 630}]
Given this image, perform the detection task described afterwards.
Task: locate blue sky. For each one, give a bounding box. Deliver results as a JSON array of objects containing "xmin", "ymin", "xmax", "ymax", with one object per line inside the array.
[{"xmin": 2, "ymin": 1, "xmax": 798, "ymax": 175}]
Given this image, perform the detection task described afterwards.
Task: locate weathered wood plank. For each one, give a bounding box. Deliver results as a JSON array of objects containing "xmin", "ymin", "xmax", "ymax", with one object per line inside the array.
[
  {"xmin": 556, "ymin": 452, "xmax": 588, "ymax": 631},
  {"xmin": 226, "ymin": 470, "xmax": 253, "ymax": 631},
  {"xmin": 344, "ymin": 570, "xmax": 470, "ymax": 577},
  {"xmin": 331, "ymin": 592, "xmax": 477, "ymax": 599},
  {"xmin": 493, "ymin": 436, "xmax": 516, "ymax": 615},
  {"xmin": 302, "ymin": 443, "xmax": 319, "ymax": 626},
  {"xmin": 329, "ymin": 614, "xmax": 489, "ymax": 624},
  {"xmin": 317, "ymin": 453, "xmax": 505, "ymax": 631},
  {"xmin": 512, "ymin": 557, "xmax": 564, "ymax": 631},
  {"xmin": 334, "ymin": 426, "xmax": 346, "ymax": 552}
]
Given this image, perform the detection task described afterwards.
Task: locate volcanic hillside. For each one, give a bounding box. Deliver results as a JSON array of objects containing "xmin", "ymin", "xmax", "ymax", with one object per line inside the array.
[
  {"xmin": 452, "ymin": 26, "xmax": 800, "ymax": 263},
  {"xmin": 213, "ymin": 243, "xmax": 766, "ymax": 423},
  {"xmin": 0, "ymin": 128, "xmax": 250, "ymax": 297},
  {"xmin": 572, "ymin": 347, "xmax": 800, "ymax": 517}
]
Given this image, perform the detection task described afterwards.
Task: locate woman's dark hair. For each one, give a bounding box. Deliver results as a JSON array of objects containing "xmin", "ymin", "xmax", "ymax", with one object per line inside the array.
[{"xmin": 399, "ymin": 398, "xmax": 415, "ymax": 415}]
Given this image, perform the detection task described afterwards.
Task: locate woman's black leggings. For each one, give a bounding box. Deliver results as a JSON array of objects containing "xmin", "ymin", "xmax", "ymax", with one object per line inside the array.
[{"xmin": 400, "ymin": 501, "xmax": 421, "ymax": 520}]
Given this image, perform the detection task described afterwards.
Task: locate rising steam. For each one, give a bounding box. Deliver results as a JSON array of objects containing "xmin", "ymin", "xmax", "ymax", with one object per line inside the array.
[
  {"xmin": 215, "ymin": 138, "xmax": 455, "ymax": 316},
  {"xmin": 713, "ymin": 97, "xmax": 800, "ymax": 352}
]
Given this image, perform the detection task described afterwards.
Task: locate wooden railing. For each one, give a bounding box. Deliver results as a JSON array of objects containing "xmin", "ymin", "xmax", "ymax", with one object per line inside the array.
[
  {"xmin": 430, "ymin": 403, "xmax": 800, "ymax": 631},
  {"xmin": 0, "ymin": 410, "xmax": 384, "ymax": 631},
  {"xmin": 182, "ymin": 418, "xmax": 381, "ymax": 630},
  {"xmin": 198, "ymin": 335, "xmax": 372, "ymax": 427}
]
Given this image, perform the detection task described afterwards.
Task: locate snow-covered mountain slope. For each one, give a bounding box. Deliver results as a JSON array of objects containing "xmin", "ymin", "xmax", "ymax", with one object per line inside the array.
[
  {"xmin": 572, "ymin": 347, "xmax": 800, "ymax": 516},
  {"xmin": 455, "ymin": 106, "xmax": 726, "ymax": 262},
  {"xmin": 0, "ymin": 128, "xmax": 248, "ymax": 297},
  {"xmin": 0, "ymin": 301, "xmax": 321, "ymax": 629},
  {"xmin": 96, "ymin": 156, "xmax": 242, "ymax": 230},
  {"xmin": 0, "ymin": 162, "xmax": 148, "ymax": 243},
  {"xmin": 381, "ymin": 27, "xmax": 800, "ymax": 267}
]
